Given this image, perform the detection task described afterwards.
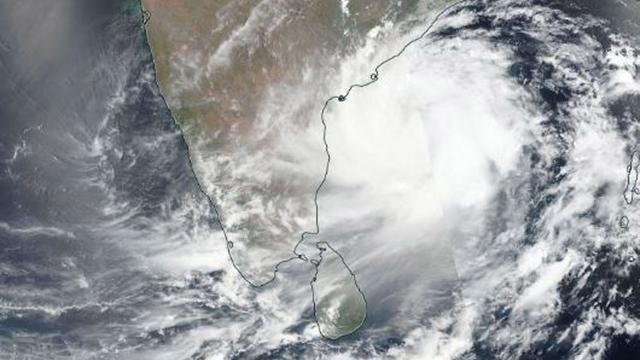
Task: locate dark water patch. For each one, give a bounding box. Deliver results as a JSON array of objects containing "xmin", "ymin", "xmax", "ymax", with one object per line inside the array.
[
  {"xmin": 585, "ymin": 25, "xmax": 614, "ymax": 52},
  {"xmin": 606, "ymin": 334, "xmax": 640, "ymax": 360},
  {"xmin": 246, "ymin": 342, "xmax": 314, "ymax": 360},
  {"xmin": 610, "ymin": 93, "xmax": 640, "ymax": 134},
  {"xmin": 539, "ymin": 86, "xmax": 571, "ymax": 109}
]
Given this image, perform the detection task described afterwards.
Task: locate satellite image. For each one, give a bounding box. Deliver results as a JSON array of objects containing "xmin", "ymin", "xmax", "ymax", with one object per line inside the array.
[{"xmin": 1, "ymin": 0, "xmax": 640, "ymax": 359}]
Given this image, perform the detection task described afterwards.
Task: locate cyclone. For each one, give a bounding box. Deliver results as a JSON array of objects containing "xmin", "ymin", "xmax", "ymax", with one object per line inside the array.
[{"xmin": 1, "ymin": 0, "xmax": 640, "ymax": 359}]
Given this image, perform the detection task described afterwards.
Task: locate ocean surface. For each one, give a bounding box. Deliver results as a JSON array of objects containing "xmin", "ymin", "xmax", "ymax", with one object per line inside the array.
[{"xmin": 1, "ymin": 0, "xmax": 640, "ymax": 359}]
